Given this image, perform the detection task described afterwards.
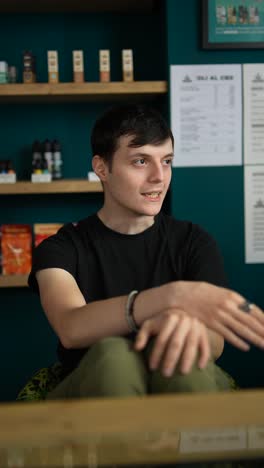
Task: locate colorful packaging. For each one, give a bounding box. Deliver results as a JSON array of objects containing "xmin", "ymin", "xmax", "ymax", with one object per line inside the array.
[
  {"xmin": 34, "ymin": 223, "xmax": 63, "ymax": 247},
  {"xmin": 1, "ymin": 225, "xmax": 32, "ymax": 275}
]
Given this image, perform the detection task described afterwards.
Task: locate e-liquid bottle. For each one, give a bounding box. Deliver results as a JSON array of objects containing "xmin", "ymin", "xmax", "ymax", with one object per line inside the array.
[
  {"xmin": 32, "ymin": 140, "xmax": 42, "ymax": 174},
  {"xmin": 52, "ymin": 139, "xmax": 63, "ymax": 179},
  {"xmin": 43, "ymin": 139, "xmax": 53, "ymax": 176},
  {"xmin": 6, "ymin": 160, "xmax": 15, "ymax": 174}
]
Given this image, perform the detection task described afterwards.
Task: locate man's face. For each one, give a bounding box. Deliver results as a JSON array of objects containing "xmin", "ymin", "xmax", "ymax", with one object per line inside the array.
[{"xmin": 100, "ymin": 135, "xmax": 173, "ymax": 218}]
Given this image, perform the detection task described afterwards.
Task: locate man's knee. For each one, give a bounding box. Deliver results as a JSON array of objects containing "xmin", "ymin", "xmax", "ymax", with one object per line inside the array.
[
  {"xmin": 151, "ymin": 361, "xmax": 219, "ymax": 394},
  {"xmin": 91, "ymin": 336, "xmax": 131, "ymax": 353},
  {"xmin": 78, "ymin": 336, "xmax": 147, "ymax": 397}
]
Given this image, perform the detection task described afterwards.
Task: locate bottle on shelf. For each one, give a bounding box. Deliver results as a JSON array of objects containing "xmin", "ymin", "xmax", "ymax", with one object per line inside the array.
[
  {"xmin": 32, "ymin": 140, "xmax": 42, "ymax": 174},
  {"xmin": 52, "ymin": 139, "xmax": 63, "ymax": 179},
  {"xmin": 8, "ymin": 66, "xmax": 17, "ymax": 83},
  {"xmin": 6, "ymin": 160, "xmax": 15, "ymax": 174},
  {"xmin": 43, "ymin": 139, "xmax": 53, "ymax": 176}
]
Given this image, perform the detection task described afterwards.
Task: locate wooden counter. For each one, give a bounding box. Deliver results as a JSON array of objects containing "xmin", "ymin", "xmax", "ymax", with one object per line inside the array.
[{"xmin": 0, "ymin": 390, "xmax": 264, "ymax": 466}]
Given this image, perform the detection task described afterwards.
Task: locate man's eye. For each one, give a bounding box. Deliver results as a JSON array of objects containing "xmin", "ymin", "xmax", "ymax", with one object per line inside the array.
[
  {"xmin": 134, "ymin": 159, "xmax": 146, "ymax": 165},
  {"xmin": 164, "ymin": 159, "xmax": 172, "ymax": 165}
]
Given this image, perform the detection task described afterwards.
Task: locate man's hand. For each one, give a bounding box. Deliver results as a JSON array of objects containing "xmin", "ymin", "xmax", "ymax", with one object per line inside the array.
[
  {"xmin": 170, "ymin": 281, "xmax": 264, "ymax": 351},
  {"xmin": 134, "ymin": 310, "xmax": 211, "ymax": 376}
]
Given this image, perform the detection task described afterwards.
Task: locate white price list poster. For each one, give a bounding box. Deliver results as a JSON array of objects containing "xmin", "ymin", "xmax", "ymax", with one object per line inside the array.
[
  {"xmin": 244, "ymin": 64, "xmax": 264, "ymax": 165},
  {"xmin": 170, "ymin": 64, "xmax": 242, "ymax": 167},
  {"xmin": 245, "ymin": 166, "xmax": 264, "ymax": 263}
]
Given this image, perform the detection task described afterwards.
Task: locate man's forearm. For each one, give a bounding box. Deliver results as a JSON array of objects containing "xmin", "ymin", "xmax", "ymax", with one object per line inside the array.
[{"xmin": 61, "ymin": 283, "xmax": 174, "ymax": 349}]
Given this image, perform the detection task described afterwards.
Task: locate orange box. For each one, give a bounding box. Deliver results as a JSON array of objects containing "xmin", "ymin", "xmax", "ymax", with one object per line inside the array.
[
  {"xmin": 34, "ymin": 223, "xmax": 63, "ymax": 247},
  {"xmin": 1, "ymin": 225, "xmax": 32, "ymax": 275}
]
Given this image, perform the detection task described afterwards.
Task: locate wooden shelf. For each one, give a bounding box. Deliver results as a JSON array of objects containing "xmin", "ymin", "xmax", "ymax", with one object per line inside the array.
[
  {"xmin": 0, "ymin": 0, "xmax": 155, "ymax": 13},
  {"xmin": 0, "ymin": 82, "xmax": 167, "ymax": 103},
  {"xmin": 0, "ymin": 275, "xmax": 28, "ymax": 288},
  {"xmin": 0, "ymin": 179, "xmax": 103, "ymax": 195}
]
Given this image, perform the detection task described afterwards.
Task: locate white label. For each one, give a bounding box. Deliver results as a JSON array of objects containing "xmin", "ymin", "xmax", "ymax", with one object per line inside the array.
[
  {"xmin": 0, "ymin": 173, "xmax": 16, "ymax": 183},
  {"xmin": 180, "ymin": 428, "xmax": 247, "ymax": 453},
  {"xmin": 248, "ymin": 425, "xmax": 264, "ymax": 449},
  {"xmin": 31, "ymin": 173, "xmax": 52, "ymax": 183},
  {"xmin": 87, "ymin": 171, "xmax": 100, "ymax": 182}
]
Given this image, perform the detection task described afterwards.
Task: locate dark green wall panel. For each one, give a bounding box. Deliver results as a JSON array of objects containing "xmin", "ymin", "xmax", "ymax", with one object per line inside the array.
[
  {"xmin": 1, "ymin": 290, "xmax": 57, "ymax": 401},
  {"xmin": 167, "ymin": 0, "xmax": 264, "ymax": 387}
]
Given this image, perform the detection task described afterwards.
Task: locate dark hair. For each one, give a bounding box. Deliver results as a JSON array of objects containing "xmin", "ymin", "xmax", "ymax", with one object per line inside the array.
[{"xmin": 91, "ymin": 104, "xmax": 174, "ymax": 169}]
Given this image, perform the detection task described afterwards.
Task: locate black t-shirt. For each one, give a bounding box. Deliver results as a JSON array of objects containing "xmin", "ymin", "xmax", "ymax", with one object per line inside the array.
[{"xmin": 28, "ymin": 212, "xmax": 227, "ymax": 375}]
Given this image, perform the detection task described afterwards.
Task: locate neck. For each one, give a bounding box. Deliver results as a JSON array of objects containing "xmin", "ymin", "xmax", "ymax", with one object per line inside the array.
[{"xmin": 97, "ymin": 208, "xmax": 155, "ymax": 234}]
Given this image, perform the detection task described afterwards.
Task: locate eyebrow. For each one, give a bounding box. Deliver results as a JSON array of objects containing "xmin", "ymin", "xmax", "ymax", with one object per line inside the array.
[{"xmin": 127, "ymin": 152, "xmax": 174, "ymax": 159}]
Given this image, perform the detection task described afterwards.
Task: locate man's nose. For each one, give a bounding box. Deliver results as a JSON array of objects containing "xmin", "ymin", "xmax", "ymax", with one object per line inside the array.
[{"xmin": 148, "ymin": 163, "xmax": 164, "ymax": 182}]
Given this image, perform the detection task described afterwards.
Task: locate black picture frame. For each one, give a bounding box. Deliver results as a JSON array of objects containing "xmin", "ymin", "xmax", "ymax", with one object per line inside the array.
[{"xmin": 202, "ymin": 0, "xmax": 264, "ymax": 49}]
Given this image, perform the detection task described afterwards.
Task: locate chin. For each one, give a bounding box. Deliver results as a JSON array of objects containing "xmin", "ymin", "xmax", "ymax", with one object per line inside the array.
[{"xmin": 140, "ymin": 206, "xmax": 162, "ymax": 216}]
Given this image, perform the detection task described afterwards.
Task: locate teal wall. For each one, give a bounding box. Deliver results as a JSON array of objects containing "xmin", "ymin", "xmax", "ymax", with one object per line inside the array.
[
  {"xmin": 0, "ymin": 6, "xmax": 167, "ymax": 401},
  {"xmin": 167, "ymin": 0, "xmax": 264, "ymax": 388},
  {"xmin": 1, "ymin": 1, "xmax": 263, "ymax": 401}
]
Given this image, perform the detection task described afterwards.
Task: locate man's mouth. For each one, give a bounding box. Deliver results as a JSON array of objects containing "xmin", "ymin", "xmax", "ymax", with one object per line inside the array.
[{"xmin": 142, "ymin": 191, "xmax": 162, "ymax": 200}]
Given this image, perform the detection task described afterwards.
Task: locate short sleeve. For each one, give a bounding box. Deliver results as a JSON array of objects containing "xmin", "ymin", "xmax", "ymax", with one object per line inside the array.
[
  {"xmin": 184, "ymin": 225, "xmax": 228, "ymax": 288},
  {"xmin": 28, "ymin": 224, "xmax": 77, "ymax": 294}
]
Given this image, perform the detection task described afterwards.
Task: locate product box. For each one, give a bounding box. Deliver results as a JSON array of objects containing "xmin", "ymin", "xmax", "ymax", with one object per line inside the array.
[
  {"xmin": 99, "ymin": 50, "xmax": 110, "ymax": 82},
  {"xmin": 23, "ymin": 51, "xmax": 36, "ymax": 84},
  {"xmin": 73, "ymin": 50, "xmax": 84, "ymax": 83},
  {"xmin": 87, "ymin": 171, "xmax": 100, "ymax": 182},
  {"xmin": 1, "ymin": 224, "xmax": 32, "ymax": 275},
  {"xmin": 122, "ymin": 49, "xmax": 134, "ymax": 82},
  {"xmin": 0, "ymin": 159, "xmax": 16, "ymax": 183},
  {"xmin": 33, "ymin": 223, "xmax": 63, "ymax": 247},
  {"xmin": 31, "ymin": 173, "xmax": 52, "ymax": 183},
  {"xmin": 47, "ymin": 51, "xmax": 59, "ymax": 83},
  {"xmin": 0, "ymin": 62, "xmax": 8, "ymax": 84}
]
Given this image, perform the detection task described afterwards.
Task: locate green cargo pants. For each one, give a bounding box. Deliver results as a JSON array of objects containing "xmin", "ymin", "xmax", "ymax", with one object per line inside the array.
[{"xmin": 47, "ymin": 336, "xmax": 231, "ymax": 399}]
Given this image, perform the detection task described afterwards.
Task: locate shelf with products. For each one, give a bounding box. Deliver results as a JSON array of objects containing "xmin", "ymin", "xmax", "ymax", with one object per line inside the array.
[
  {"xmin": 0, "ymin": 82, "xmax": 167, "ymax": 103},
  {"xmin": 0, "ymin": 180, "xmax": 103, "ymax": 195},
  {"xmin": 0, "ymin": 2, "xmax": 167, "ymax": 291},
  {"xmin": 0, "ymin": 275, "xmax": 28, "ymax": 288}
]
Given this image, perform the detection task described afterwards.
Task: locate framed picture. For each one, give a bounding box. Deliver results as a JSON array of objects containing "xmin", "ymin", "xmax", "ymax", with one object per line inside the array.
[{"xmin": 202, "ymin": 0, "xmax": 264, "ymax": 49}]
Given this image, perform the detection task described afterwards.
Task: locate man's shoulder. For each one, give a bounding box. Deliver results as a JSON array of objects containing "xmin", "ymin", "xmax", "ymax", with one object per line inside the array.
[
  {"xmin": 159, "ymin": 212, "xmax": 216, "ymax": 245},
  {"xmin": 160, "ymin": 212, "xmax": 200, "ymax": 234},
  {"xmin": 54, "ymin": 214, "xmax": 97, "ymax": 238}
]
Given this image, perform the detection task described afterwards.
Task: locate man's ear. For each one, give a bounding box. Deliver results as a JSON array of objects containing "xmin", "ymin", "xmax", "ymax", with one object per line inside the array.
[{"xmin": 92, "ymin": 155, "xmax": 108, "ymax": 182}]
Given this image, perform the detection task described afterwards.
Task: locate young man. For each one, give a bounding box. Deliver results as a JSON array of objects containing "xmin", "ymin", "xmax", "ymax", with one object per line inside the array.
[{"xmin": 29, "ymin": 104, "xmax": 264, "ymax": 399}]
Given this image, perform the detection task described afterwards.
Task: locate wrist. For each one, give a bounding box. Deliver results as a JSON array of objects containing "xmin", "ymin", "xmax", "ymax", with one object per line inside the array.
[{"xmin": 163, "ymin": 281, "xmax": 184, "ymax": 309}]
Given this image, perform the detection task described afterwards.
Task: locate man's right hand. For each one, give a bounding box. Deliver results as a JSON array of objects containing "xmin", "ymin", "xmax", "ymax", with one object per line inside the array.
[
  {"xmin": 169, "ymin": 281, "xmax": 264, "ymax": 351},
  {"xmin": 134, "ymin": 310, "xmax": 211, "ymax": 376}
]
